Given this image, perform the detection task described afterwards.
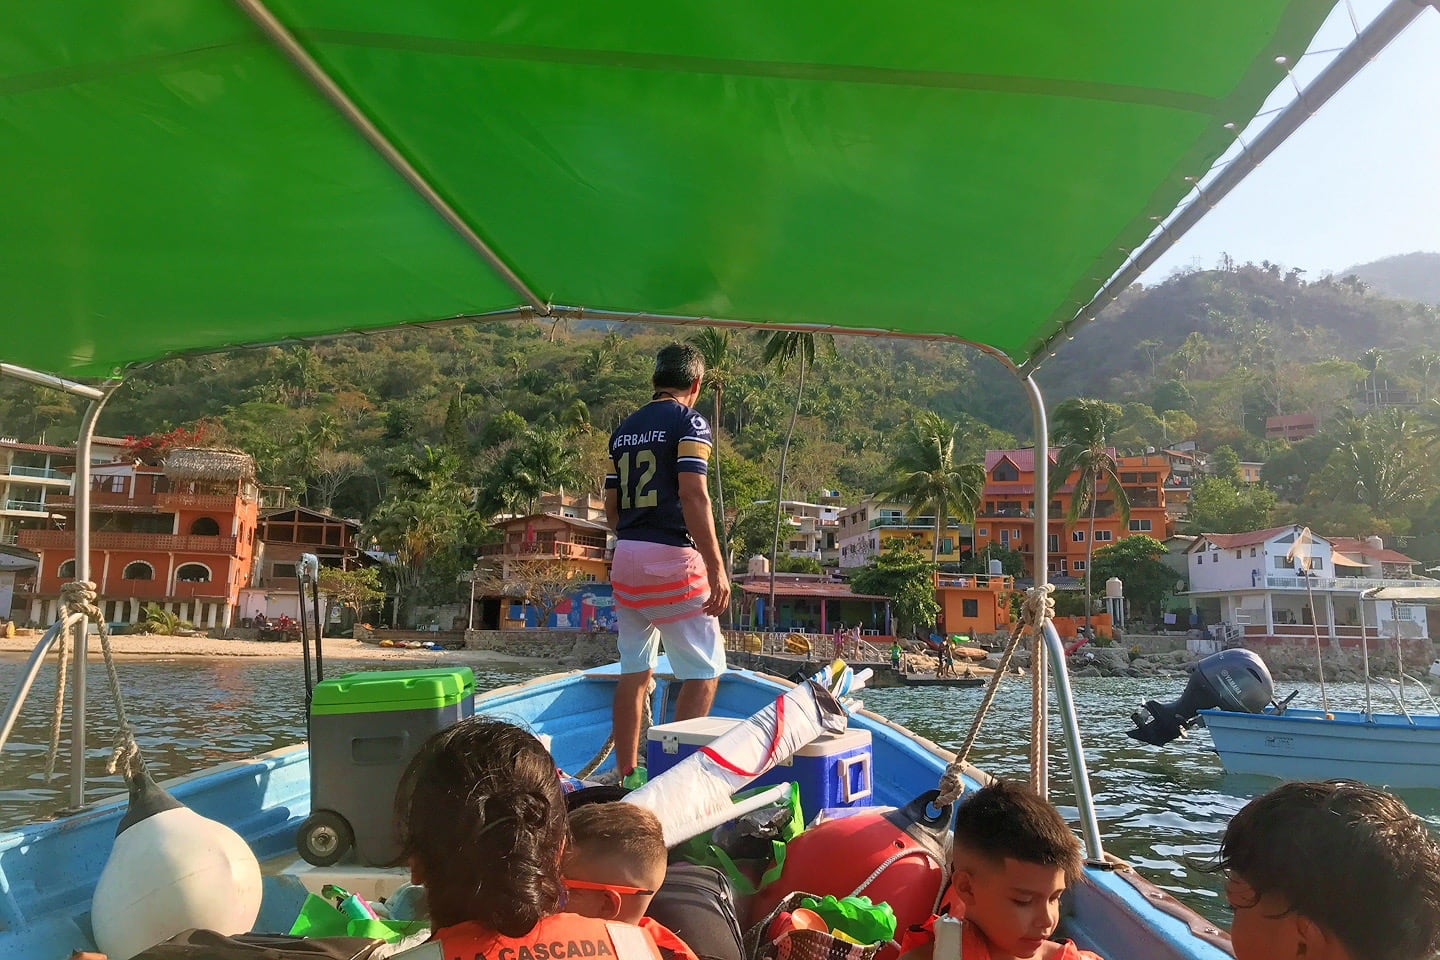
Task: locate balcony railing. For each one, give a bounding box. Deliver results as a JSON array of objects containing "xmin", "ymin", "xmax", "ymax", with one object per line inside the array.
[
  {"xmin": 50, "ymin": 491, "xmax": 162, "ymax": 510},
  {"xmin": 2, "ymin": 499, "xmax": 46, "ymax": 513},
  {"xmin": 936, "ymin": 573, "xmax": 1014, "ymax": 591},
  {"xmin": 478, "ymin": 540, "xmax": 608, "ymax": 561},
  {"xmin": 18, "ymin": 529, "xmax": 237, "ymax": 553},
  {"xmin": 171, "ymin": 580, "xmax": 231, "ymax": 599},
  {"xmin": 158, "ymin": 492, "xmax": 237, "ymax": 510},
  {"xmin": 6, "ymin": 465, "xmax": 66, "ymax": 480},
  {"xmin": 1264, "ymin": 574, "xmax": 1434, "ymax": 591}
]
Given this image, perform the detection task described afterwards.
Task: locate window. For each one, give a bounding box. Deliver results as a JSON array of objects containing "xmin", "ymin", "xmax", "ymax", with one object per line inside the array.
[
  {"xmin": 1059, "ymin": 559, "xmax": 1068, "ymax": 573},
  {"xmin": 175, "ymin": 563, "xmax": 211, "ymax": 582},
  {"xmin": 121, "ymin": 561, "xmax": 154, "ymax": 581},
  {"xmin": 58, "ymin": 559, "xmax": 75, "ymax": 578},
  {"xmin": 1120, "ymin": 473, "xmax": 1138, "ymax": 483},
  {"xmin": 273, "ymin": 562, "xmax": 298, "ymax": 579},
  {"xmin": 1311, "ymin": 558, "xmax": 1324, "ymax": 571},
  {"xmin": 1129, "ymin": 519, "xmax": 1152, "ymax": 532},
  {"xmin": 1141, "ymin": 472, "xmax": 1158, "ymax": 483},
  {"xmin": 1250, "ymin": 547, "xmax": 1257, "ymax": 557},
  {"xmin": 1196, "ymin": 554, "xmax": 1203, "ymax": 564},
  {"xmin": 1072, "ymin": 530, "xmax": 1086, "ymax": 542},
  {"xmin": 977, "ymin": 526, "xmax": 988, "ymax": 537},
  {"xmin": 941, "ymin": 538, "xmax": 953, "ymax": 554},
  {"xmin": 1095, "ymin": 530, "xmax": 1113, "ymax": 542},
  {"xmin": 190, "ymin": 517, "xmax": 221, "ymax": 536},
  {"xmin": 1274, "ymin": 556, "xmax": 1291, "ymax": 570},
  {"xmin": 1012, "ymin": 528, "xmax": 1021, "ymax": 539},
  {"xmin": 1236, "ymin": 550, "xmax": 1242, "ymax": 559},
  {"xmin": 993, "ymin": 462, "xmax": 1019, "ymax": 482},
  {"xmin": 961, "ymin": 599, "xmax": 979, "ymax": 618},
  {"xmin": 999, "ymin": 530, "xmax": 1010, "ymax": 546},
  {"xmin": 1073, "ymin": 560, "xmax": 1087, "ymax": 571},
  {"xmin": 1048, "ymin": 534, "xmax": 1059, "ymax": 552}
]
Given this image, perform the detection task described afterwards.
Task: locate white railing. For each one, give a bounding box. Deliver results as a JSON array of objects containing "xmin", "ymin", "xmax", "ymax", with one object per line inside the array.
[
  {"xmin": 2, "ymin": 499, "xmax": 46, "ymax": 512},
  {"xmin": 1265, "ymin": 574, "xmax": 1434, "ymax": 591},
  {"xmin": 6, "ymin": 465, "xmax": 64, "ymax": 480}
]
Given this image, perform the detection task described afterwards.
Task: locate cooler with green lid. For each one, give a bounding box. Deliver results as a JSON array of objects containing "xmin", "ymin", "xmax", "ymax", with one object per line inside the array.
[{"xmin": 297, "ymin": 667, "xmax": 475, "ymax": 867}]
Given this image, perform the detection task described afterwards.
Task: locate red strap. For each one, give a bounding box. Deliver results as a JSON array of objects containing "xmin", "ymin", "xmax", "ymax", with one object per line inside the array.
[{"xmin": 699, "ymin": 695, "xmax": 786, "ymax": 777}]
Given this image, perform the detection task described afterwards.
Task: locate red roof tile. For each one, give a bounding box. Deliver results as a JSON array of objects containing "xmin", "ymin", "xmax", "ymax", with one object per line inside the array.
[
  {"xmin": 1327, "ymin": 538, "xmax": 1416, "ymax": 566},
  {"xmin": 1188, "ymin": 525, "xmax": 1298, "ymax": 552}
]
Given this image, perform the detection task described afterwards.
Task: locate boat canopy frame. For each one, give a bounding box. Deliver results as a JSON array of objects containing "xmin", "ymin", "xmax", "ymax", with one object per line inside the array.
[{"xmin": 2, "ymin": 0, "xmax": 1437, "ymax": 853}]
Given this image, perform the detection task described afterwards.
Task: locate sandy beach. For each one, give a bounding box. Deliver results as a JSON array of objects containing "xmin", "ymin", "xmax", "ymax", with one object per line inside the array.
[{"xmin": 0, "ymin": 632, "xmax": 556, "ymax": 669}]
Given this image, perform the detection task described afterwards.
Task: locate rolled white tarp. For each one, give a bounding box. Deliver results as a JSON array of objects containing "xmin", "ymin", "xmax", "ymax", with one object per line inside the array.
[{"xmin": 626, "ymin": 680, "xmax": 848, "ymax": 846}]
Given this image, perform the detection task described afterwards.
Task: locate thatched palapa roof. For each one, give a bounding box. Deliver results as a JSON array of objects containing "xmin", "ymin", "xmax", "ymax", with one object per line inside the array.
[{"xmin": 163, "ymin": 446, "xmax": 256, "ymax": 483}]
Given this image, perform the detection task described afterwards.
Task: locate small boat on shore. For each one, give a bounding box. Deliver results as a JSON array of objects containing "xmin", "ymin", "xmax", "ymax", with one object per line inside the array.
[{"xmin": 900, "ymin": 674, "xmax": 986, "ymax": 688}]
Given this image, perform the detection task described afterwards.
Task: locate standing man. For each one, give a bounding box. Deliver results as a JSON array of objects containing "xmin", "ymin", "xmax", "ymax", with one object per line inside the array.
[{"xmin": 605, "ymin": 343, "xmax": 731, "ymax": 782}]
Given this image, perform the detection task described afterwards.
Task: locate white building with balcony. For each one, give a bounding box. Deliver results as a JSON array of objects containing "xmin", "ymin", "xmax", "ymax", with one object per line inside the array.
[
  {"xmin": 1184, "ymin": 525, "xmax": 1433, "ymax": 647},
  {"xmin": 0, "ymin": 436, "xmax": 128, "ymax": 545},
  {"xmin": 756, "ymin": 498, "xmax": 842, "ymax": 565}
]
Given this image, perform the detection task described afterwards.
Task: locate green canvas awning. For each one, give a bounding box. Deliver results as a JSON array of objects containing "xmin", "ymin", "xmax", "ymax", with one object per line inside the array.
[{"xmin": 2, "ymin": 2, "xmax": 1338, "ymax": 378}]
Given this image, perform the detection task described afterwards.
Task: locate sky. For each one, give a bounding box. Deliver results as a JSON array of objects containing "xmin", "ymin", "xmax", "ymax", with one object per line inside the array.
[{"xmin": 1146, "ymin": 0, "xmax": 1440, "ymax": 281}]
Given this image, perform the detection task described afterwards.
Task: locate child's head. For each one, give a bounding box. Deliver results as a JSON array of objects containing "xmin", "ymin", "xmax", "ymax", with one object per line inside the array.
[
  {"xmin": 394, "ymin": 717, "xmax": 568, "ymax": 934},
  {"xmin": 1217, "ymin": 780, "xmax": 1440, "ymax": 960},
  {"xmin": 563, "ymin": 802, "xmax": 667, "ymax": 924},
  {"xmin": 949, "ymin": 779, "xmax": 1083, "ymax": 959}
]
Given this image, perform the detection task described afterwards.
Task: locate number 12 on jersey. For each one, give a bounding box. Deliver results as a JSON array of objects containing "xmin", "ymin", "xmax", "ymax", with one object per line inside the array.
[{"xmin": 615, "ymin": 450, "xmax": 659, "ymax": 509}]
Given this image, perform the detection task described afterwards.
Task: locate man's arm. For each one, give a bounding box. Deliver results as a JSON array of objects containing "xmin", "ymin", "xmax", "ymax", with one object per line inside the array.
[
  {"xmin": 678, "ymin": 472, "xmax": 729, "ymax": 617},
  {"xmin": 604, "ymin": 487, "xmax": 619, "ymax": 530}
]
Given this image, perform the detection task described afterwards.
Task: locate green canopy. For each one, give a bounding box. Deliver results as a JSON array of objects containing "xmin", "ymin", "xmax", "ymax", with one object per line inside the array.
[{"xmin": 2, "ymin": 2, "xmax": 1334, "ymax": 379}]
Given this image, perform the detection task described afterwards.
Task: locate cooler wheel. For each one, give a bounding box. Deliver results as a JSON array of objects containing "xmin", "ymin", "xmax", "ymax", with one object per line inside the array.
[{"xmin": 297, "ymin": 809, "xmax": 353, "ymax": 866}]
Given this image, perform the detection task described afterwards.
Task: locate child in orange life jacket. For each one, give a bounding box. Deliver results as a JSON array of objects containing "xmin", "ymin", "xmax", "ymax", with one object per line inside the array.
[
  {"xmin": 391, "ymin": 717, "xmax": 669, "ymax": 960},
  {"xmin": 899, "ymin": 780, "xmax": 1102, "ymax": 960},
  {"xmin": 563, "ymin": 803, "xmax": 699, "ymax": 960},
  {"xmin": 1214, "ymin": 780, "xmax": 1440, "ymax": 960}
]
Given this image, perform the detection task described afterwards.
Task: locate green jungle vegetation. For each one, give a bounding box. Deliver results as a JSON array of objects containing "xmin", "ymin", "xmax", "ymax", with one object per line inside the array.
[{"xmin": 4, "ymin": 258, "xmax": 1438, "ymax": 619}]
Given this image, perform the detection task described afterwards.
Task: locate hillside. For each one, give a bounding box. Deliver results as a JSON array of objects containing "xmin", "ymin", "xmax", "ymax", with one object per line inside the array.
[{"xmin": 1345, "ymin": 252, "xmax": 1440, "ymax": 305}]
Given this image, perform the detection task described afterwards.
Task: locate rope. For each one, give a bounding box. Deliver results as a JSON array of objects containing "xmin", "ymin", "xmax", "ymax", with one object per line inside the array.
[
  {"xmin": 44, "ymin": 618, "xmax": 70, "ymax": 782},
  {"xmin": 1029, "ymin": 631, "xmax": 1044, "ymax": 792},
  {"xmin": 577, "ymin": 677, "xmax": 655, "ymax": 780},
  {"xmin": 935, "ymin": 584, "xmax": 1054, "ymax": 807},
  {"xmin": 46, "ymin": 582, "xmax": 144, "ymax": 786}
]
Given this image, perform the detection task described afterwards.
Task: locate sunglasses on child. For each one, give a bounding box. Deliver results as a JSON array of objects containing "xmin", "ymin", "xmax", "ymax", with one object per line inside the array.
[{"xmin": 562, "ymin": 879, "xmax": 656, "ymax": 897}]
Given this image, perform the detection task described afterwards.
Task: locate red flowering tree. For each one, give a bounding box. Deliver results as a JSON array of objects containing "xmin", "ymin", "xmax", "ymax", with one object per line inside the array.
[{"xmin": 122, "ymin": 424, "xmax": 213, "ymax": 465}]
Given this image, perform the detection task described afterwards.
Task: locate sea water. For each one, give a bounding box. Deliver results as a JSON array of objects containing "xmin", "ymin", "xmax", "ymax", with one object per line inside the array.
[{"xmin": 0, "ymin": 654, "xmax": 1435, "ymax": 925}]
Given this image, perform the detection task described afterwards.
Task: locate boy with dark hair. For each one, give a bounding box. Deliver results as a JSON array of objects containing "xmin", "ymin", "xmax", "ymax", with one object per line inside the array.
[
  {"xmin": 901, "ymin": 779, "xmax": 1102, "ymax": 960},
  {"xmin": 1217, "ymin": 780, "xmax": 1440, "ymax": 960},
  {"xmin": 564, "ymin": 803, "xmax": 701, "ymax": 960}
]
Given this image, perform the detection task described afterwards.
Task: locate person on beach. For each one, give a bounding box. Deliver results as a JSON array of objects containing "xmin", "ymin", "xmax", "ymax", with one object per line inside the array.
[
  {"xmin": 1215, "ymin": 780, "xmax": 1440, "ymax": 960},
  {"xmin": 899, "ymin": 779, "xmax": 1102, "ymax": 960},
  {"xmin": 392, "ymin": 717, "xmax": 671, "ymax": 960},
  {"xmin": 564, "ymin": 803, "xmax": 700, "ymax": 960},
  {"xmin": 605, "ymin": 343, "xmax": 729, "ymax": 782}
]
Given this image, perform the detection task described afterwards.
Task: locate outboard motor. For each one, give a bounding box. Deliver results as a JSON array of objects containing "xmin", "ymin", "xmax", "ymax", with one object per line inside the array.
[{"xmin": 1127, "ymin": 649, "xmax": 1273, "ymax": 746}]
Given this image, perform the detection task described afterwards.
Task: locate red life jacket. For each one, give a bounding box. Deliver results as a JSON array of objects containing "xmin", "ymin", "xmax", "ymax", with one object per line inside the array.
[{"xmin": 422, "ymin": 913, "xmax": 666, "ymax": 960}]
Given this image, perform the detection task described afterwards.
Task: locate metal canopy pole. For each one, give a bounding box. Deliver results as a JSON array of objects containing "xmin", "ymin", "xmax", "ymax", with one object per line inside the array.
[
  {"xmin": 1023, "ymin": 373, "xmax": 1104, "ymax": 860},
  {"xmin": 231, "ymin": 0, "xmax": 550, "ymax": 315},
  {"xmin": 1025, "ymin": 376, "xmax": 1050, "ymax": 797},
  {"xmin": 1022, "ymin": 0, "xmax": 1433, "ymax": 375},
  {"xmin": 66, "ymin": 387, "xmax": 116, "ymax": 809}
]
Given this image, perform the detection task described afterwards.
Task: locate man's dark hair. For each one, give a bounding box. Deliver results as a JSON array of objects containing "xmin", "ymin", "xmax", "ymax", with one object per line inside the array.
[
  {"xmin": 653, "ymin": 343, "xmax": 705, "ymax": 393},
  {"xmin": 1215, "ymin": 780, "xmax": 1440, "ymax": 960},
  {"xmin": 953, "ymin": 779, "xmax": 1083, "ymax": 883}
]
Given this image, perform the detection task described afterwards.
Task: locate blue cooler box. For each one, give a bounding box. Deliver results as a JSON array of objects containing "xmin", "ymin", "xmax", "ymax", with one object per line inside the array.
[{"xmin": 646, "ymin": 716, "xmax": 873, "ymax": 823}]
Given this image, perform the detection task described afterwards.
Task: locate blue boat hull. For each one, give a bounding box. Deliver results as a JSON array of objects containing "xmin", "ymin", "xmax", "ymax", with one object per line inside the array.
[
  {"xmin": 0, "ymin": 666, "xmax": 1232, "ymax": 960},
  {"xmin": 1202, "ymin": 706, "xmax": 1440, "ymax": 790}
]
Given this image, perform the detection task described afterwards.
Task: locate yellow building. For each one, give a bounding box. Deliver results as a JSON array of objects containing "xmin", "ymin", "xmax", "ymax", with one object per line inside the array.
[{"xmin": 837, "ymin": 495, "xmax": 972, "ymax": 569}]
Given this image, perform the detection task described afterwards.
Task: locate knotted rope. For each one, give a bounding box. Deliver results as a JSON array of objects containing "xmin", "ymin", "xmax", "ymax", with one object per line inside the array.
[
  {"xmin": 45, "ymin": 581, "xmax": 143, "ymax": 786},
  {"xmin": 576, "ymin": 676, "xmax": 656, "ymax": 780},
  {"xmin": 936, "ymin": 584, "xmax": 1055, "ymax": 807}
]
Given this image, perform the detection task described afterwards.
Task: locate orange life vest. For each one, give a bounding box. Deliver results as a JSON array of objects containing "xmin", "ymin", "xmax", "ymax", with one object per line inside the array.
[{"xmin": 425, "ymin": 913, "xmax": 666, "ymax": 960}]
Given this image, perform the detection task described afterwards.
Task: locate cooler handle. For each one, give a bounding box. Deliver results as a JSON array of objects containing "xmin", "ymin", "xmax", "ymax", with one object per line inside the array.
[{"xmin": 840, "ymin": 754, "xmax": 872, "ymax": 802}]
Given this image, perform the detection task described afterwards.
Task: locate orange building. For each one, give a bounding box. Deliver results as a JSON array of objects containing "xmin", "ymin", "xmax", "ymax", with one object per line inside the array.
[
  {"xmin": 973, "ymin": 449, "xmax": 1173, "ymax": 580},
  {"xmin": 935, "ymin": 571, "xmax": 1014, "ymax": 637},
  {"xmin": 473, "ymin": 508, "xmax": 611, "ymax": 629},
  {"xmin": 19, "ymin": 448, "xmax": 260, "ymax": 629}
]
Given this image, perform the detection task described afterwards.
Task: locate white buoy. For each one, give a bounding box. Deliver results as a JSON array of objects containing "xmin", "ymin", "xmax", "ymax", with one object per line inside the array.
[{"xmin": 91, "ymin": 769, "xmax": 262, "ymax": 960}]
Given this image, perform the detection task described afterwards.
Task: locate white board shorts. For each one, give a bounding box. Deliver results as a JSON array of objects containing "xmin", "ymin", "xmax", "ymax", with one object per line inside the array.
[{"xmin": 610, "ymin": 540, "xmax": 726, "ymax": 681}]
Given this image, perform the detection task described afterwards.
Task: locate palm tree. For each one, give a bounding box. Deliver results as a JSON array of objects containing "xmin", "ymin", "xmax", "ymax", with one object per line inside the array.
[
  {"xmin": 880, "ymin": 412, "xmax": 986, "ymax": 565},
  {"xmin": 1050, "ymin": 398, "xmax": 1130, "ymax": 642},
  {"xmin": 690, "ymin": 328, "xmax": 735, "ymax": 576},
  {"xmin": 760, "ymin": 331, "xmax": 825, "ymax": 629}
]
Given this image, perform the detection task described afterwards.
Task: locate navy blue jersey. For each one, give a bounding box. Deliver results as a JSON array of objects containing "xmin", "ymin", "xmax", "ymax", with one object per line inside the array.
[{"xmin": 606, "ymin": 398, "xmax": 712, "ymax": 546}]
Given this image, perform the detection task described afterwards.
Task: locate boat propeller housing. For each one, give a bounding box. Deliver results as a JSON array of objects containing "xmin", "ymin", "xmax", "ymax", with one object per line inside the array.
[{"xmin": 1127, "ymin": 649, "xmax": 1274, "ymax": 746}]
